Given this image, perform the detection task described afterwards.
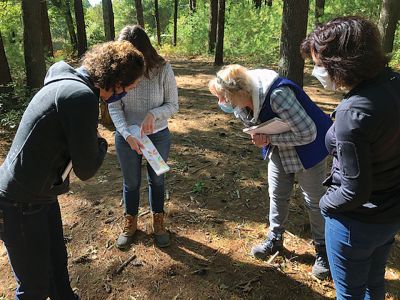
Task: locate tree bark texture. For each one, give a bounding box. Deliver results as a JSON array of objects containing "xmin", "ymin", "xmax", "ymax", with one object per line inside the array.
[
  {"xmin": 214, "ymin": 0, "xmax": 225, "ymax": 66},
  {"xmin": 154, "ymin": 0, "xmax": 161, "ymax": 45},
  {"xmin": 41, "ymin": 0, "xmax": 53, "ymax": 57},
  {"xmin": 102, "ymin": 0, "xmax": 115, "ymax": 41},
  {"xmin": 65, "ymin": 0, "xmax": 78, "ymax": 52},
  {"xmin": 0, "ymin": 31, "xmax": 12, "ymax": 86},
  {"xmin": 135, "ymin": 0, "xmax": 145, "ymax": 28},
  {"xmin": 254, "ymin": 0, "xmax": 262, "ymax": 9},
  {"xmin": 21, "ymin": 0, "xmax": 47, "ymax": 89},
  {"xmin": 208, "ymin": 0, "xmax": 218, "ymax": 53},
  {"xmin": 190, "ymin": 0, "xmax": 196, "ymax": 12},
  {"xmin": 378, "ymin": 0, "xmax": 400, "ymax": 53},
  {"xmin": 279, "ymin": 0, "xmax": 309, "ymax": 87},
  {"xmin": 315, "ymin": 0, "xmax": 325, "ymax": 25},
  {"xmin": 74, "ymin": 0, "xmax": 88, "ymax": 57},
  {"xmin": 173, "ymin": 0, "xmax": 178, "ymax": 46}
]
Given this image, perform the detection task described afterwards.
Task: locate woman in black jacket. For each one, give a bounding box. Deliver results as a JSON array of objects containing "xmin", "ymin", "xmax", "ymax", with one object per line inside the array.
[{"xmin": 302, "ymin": 16, "xmax": 400, "ymax": 299}]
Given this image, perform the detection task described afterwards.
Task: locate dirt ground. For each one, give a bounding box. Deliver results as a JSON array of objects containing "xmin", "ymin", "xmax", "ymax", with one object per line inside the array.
[{"xmin": 0, "ymin": 59, "xmax": 399, "ymax": 300}]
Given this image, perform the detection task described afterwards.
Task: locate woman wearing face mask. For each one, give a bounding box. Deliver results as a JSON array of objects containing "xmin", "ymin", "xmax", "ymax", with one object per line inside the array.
[
  {"xmin": 209, "ymin": 65, "xmax": 332, "ymax": 280},
  {"xmin": 301, "ymin": 16, "xmax": 400, "ymax": 299},
  {"xmin": 108, "ymin": 25, "xmax": 179, "ymax": 249}
]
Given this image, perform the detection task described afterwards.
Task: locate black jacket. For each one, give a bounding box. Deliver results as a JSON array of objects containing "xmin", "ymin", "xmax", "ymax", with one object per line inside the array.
[
  {"xmin": 0, "ymin": 61, "xmax": 108, "ymax": 204},
  {"xmin": 321, "ymin": 68, "xmax": 400, "ymax": 223}
]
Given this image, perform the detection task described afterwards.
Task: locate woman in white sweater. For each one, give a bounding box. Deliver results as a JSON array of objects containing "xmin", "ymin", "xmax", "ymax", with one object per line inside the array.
[{"xmin": 109, "ymin": 25, "xmax": 179, "ymax": 249}]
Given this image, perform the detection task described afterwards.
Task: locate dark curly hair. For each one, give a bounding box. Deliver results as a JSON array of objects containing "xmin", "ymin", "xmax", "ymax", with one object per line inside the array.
[
  {"xmin": 118, "ymin": 25, "xmax": 165, "ymax": 79},
  {"xmin": 301, "ymin": 16, "xmax": 389, "ymax": 88},
  {"xmin": 82, "ymin": 41, "xmax": 144, "ymax": 90}
]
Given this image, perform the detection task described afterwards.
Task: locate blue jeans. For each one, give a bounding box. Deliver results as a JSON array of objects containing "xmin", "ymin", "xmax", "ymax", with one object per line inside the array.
[
  {"xmin": 325, "ymin": 214, "xmax": 400, "ymax": 300},
  {"xmin": 115, "ymin": 128, "xmax": 171, "ymax": 216},
  {"xmin": 0, "ymin": 201, "xmax": 76, "ymax": 300},
  {"xmin": 268, "ymin": 147, "xmax": 326, "ymax": 246}
]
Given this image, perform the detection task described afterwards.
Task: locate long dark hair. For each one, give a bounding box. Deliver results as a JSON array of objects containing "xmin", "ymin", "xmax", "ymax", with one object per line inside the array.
[
  {"xmin": 301, "ymin": 16, "xmax": 389, "ymax": 88},
  {"xmin": 118, "ymin": 25, "xmax": 165, "ymax": 78}
]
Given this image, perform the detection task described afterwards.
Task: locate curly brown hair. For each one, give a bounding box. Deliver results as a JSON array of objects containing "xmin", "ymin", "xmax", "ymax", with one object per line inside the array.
[
  {"xmin": 82, "ymin": 41, "xmax": 144, "ymax": 90},
  {"xmin": 301, "ymin": 16, "xmax": 389, "ymax": 88}
]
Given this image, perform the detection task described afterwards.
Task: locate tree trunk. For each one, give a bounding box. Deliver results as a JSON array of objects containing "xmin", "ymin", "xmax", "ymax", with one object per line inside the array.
[
  {"xmin": 154, "ymin": 0, "xmax": 161, "ymax": 45},
  {"xmin": 0, "ymin": 31, "xmax": 12, "ymax": 86},
  {"xmin": 40, "ymin": 0, "xmax": 53, "ymax": 57},
  {"xmin": 74, "ymin": 0, "xmax": 88, "ymax": 57},
  {"xmin": 190, "ymin": 0, "xmax": 196, "ymax": 12},
  {"xmin": 65, "ymin": 0, "xmax": 78, "ymax": 52},
  {"xmin": 315, "ymin": 0, "xmax": 325, "ymax": 25},
  {"xmin": 173, "ymin": 0, "xmax": 178, "ymax": 46},
  {"xmin": 214, "ymin": 0, "xmax": 225, "ymax": 66},
  {"xmin": 278, "ymin": 0, "xmax": 309, "ymax": 87},
  {"xmin": 208, "ymin": 0, "xmax": 218, "ymax": 53},
  {"xmin": 378, "ymin": 0, "xmax": 400, "ymax": 53},
  {"xmin": 21, "ymin": 0, "xmax": 46, "ymax": 89},
  {"xmin": 253, "ymin": 0, "xmax": 262, "ymax": 9},
  {"xmin": 134, "ymin": 0, "xmax": 145, "ymax": 28},
  {"xmin": 102, "ymin": 0, "xmax": 115, "ymax": 41},
  {"xmin": 0, "ymin": 31, "xmax": 15, "ymax": 111}
]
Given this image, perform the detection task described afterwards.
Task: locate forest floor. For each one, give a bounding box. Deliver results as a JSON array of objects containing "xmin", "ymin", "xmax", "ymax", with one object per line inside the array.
[{"xmin": 0, "ymin": 58, "xmax": 400, "ymax": 300}]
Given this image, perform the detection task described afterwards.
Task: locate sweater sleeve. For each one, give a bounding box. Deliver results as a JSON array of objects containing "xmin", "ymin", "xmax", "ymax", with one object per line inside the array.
[
  {"xmin": 58, "ymin": 90, "xmax": 108, "ymax": 181},
  {"xmin": 269, "ymin": 86, "xmax": 317, "ymax": 146},
  {"xmin": 108, "ymin": 100, "xmax": 131, "ymax": 140},
  {"xmin": 149, "ymin": 63, "xmax": 179, "ymax": 121}
]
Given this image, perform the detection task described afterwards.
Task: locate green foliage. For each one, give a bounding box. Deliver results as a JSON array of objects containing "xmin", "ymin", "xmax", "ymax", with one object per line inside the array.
[
  {"xmin": 169, "ymin": 5, "xmax": 209, "ymax": 55},
  {"xmin": 85, "ymin": 4, "xmax": 105, "ymax": 46},
  {"xmin": 319, "ymin": 0, "xmax": 381, "ymax": 23},
  {"xmin": 223, "ymin": 1, "xmax": 282, "ymax": 64},
  {"xmin": 0, "ymin": 1, "xmax": 24, "ymax": 80},
  {"xmin": 1, "ymin": 0, "xmax": 400, "ymax": 126},
  {"xmin": 192, "ymin": 181, "xmax": 205, "ymax": 194},
  {"xmin": 113, "ymin": 0, "xmax": 136, "ymax": 36},
  {"xmin": 0, "ymin": 84, "xmax": 37, "ymax": 130},
  {"xmin": 391, "ymin": 24, "xmax": 400, "ymax": 68}
]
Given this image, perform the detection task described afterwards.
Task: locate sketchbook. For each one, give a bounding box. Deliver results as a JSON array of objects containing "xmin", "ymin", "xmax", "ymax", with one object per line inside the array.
[
  {"xmin": 242, "ymin": 117, "xmax": 290, "ymax": 135},
  {"xmin": 127, "ymin": 125, "xmax": 170, "ymax": 176}
]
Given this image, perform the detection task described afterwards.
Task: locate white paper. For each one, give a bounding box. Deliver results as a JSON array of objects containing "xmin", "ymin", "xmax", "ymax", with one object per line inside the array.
[
  {"xmin": 242, "ymin": 117, "xmax": 290, "ymax": 135},
  {"xmin": 127, "ymin": 125, "xmax": 170, "ymax": 176},
  {"xmin": 61, "ymin": 161, "xmax": 73, "ymax": 181}
]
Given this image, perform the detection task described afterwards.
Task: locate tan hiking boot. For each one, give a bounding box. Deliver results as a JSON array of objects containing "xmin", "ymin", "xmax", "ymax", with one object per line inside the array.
[
  {"xmin": 116, "ymin": 214, "xmax": 137, "ymax": 249},
  {"xmin": 152, "ymin": 213, "xmax": 170, "ymax": 248}
]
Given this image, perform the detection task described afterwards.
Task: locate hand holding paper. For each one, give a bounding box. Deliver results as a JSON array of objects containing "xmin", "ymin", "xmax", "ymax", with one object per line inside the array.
[
  {"xmin": 126, "ymin": 135, "xmax": 143, "ymax": 154},
  {"xmin": 251, "ymin": 133, "xmax": 271, "ymax": 147},
  {"xmin": 128, "ymin": 125, "xmax": 170, "ymax": 176}
]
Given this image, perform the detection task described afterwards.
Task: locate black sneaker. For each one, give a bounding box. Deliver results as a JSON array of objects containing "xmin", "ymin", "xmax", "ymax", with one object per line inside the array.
[
  {"xmin": 250, "ymin": 233, "xmax": 284, "ymax": 260},
  {"xmin": 312, "ymin": 246, "xmax": 330, "ymax": 280}
]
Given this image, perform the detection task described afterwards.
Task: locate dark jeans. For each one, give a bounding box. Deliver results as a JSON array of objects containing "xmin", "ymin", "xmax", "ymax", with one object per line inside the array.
[
  {"xmin": 0, "ymin": 201, "xmax": 76, "ymax": 300},
  {"xmin": 324, "ymin": 214, "xmax": 400, "ymax": 300},
  {"xmin": 115, "ymin": 128, "xmax": 171, "ymax": 216}
]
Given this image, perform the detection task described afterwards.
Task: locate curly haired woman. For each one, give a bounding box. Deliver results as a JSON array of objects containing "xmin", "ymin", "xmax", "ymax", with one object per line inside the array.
[{"xmin": 0, "ymin": 41, "xmax": 144, "ymax": 299}]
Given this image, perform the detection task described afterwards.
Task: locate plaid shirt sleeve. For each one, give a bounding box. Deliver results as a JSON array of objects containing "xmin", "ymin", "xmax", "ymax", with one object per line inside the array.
[{"xmin": 268, "ymin": 86, "xmax": 317, "ymax": 146}]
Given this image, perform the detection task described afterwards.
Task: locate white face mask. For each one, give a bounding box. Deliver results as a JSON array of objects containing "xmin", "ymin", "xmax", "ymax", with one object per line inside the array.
[{"xmin": 312, "ymin": 65, "xmax": 336, "ymax": 91}]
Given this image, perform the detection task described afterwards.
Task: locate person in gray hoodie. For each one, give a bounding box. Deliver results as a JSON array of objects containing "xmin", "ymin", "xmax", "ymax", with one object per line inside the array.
[{"xmin": 0, "ymin": 41, "xmax": 144, "ymax": 300}]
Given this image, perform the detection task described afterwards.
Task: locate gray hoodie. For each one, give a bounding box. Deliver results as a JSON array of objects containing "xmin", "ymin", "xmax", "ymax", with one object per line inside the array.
[{"xmin": 0, "ymin": 61, "xmax": 107, "ymax": 204}]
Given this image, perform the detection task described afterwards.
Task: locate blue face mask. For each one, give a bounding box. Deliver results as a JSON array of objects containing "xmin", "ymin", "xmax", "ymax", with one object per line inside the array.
[
  {"xmin": 106, "ymin": 90, "xmax": 127, "ymax": 103},
  {"xmin": 218, "ymin": 101, "xmax": 235, "ymax": 113}
]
